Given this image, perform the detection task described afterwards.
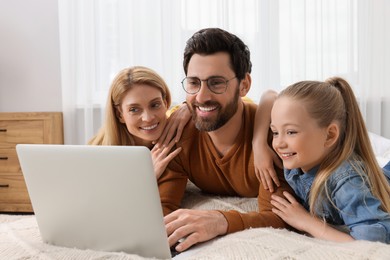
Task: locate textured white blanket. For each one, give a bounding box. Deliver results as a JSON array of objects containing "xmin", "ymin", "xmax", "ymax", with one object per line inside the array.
[
  {"xmin": 1, "ymin": 133, "xmax": 390, "ymax": 259},
  {"xmin": 1, "ymin": 182, "xmax": 390, "ymax": 260}
]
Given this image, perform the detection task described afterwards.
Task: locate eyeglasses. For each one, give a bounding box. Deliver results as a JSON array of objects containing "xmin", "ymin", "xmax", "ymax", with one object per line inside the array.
[{"xmin": 181, "ymin": 76, "xmax": 237, "ymax": 95}]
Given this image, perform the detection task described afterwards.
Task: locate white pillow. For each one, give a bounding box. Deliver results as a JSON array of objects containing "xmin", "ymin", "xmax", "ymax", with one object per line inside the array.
[{"xmin": 369, "ymin": 132, "xmax": 390, "ymax": 167}]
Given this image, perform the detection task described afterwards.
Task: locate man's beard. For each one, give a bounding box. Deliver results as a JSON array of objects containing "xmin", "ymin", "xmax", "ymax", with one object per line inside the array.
[{"xmin": 189, "ymin": 87, "xmax": 240, "ymax": 132}]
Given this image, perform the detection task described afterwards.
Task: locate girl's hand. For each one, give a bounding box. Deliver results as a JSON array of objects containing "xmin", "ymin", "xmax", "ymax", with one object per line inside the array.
[
  {"xmin": 271, "ymin": 192, "xmax": 355, "ymax": 242},
  {"xmin": 254, "ymin": 143, "xmax": 282, "ymax": 192},
  {"xmin": 271, "ymin": 191, "xmax": 312, "ymax": 231},
  {"xmin": 151, "ymin": 138, "xmax": 182, "ymax": 179},
  {"xmin": 155, "ymin": 103, "xmax": 191, "ymax": 148}
]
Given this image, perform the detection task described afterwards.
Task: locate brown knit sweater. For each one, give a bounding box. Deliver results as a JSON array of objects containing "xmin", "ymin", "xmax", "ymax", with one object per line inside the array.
[{"xmin": 158, "ymin": 101, "xmax": 293, "ymax": 233}]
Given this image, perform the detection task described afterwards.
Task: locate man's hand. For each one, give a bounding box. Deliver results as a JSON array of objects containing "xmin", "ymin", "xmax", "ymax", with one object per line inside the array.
[{"xmin": 164, "ymin": 209, "xmax": 228, "ymax": 252}]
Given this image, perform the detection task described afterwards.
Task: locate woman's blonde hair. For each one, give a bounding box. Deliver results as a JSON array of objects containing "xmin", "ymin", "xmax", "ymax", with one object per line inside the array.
[
  {"xmin": 88, "ymin": 66, "xmax": 171, "ymax": 145},
  {"xmin": 278, "ymin": 77, "xmax": 390, "ymax": 214}
]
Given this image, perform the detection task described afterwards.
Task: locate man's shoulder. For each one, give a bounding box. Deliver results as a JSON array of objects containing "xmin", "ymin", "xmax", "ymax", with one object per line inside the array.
[
  {"xmin": 241, "ymin": 100, "xmax": 257, "ymax": 134},
  {"xmin": 243, "ymin": 99, "xmax": 257, "ymax": 115}
]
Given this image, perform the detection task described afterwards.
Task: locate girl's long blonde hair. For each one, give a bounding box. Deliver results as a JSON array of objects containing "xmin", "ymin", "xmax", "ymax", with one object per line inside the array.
[
  {"xmin": 88, "ymin": 66, "xmax": 171, "ymax": 146},
  {"xmin": 278, "ymin": 77, "xmax": 390, "ymax": 214}
]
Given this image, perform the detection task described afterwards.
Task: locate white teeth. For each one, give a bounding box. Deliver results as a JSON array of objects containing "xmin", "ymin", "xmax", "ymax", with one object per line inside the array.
[
  {"xmin": 198, "ymin": 106, "xmax": 217, "ymax": 112},
  {"xmin": 281, "ymin": 153, "xmax": 295, "ymax": 157},
  {"xmin": 141, "ymin": 123, "xmax": 158, "ymax": 130}
]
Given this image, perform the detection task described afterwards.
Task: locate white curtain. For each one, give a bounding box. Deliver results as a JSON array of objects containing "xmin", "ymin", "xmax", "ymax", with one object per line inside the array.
[{"xmin": 58, "ymin": 0, "xmax": 390, "ymax": 144}]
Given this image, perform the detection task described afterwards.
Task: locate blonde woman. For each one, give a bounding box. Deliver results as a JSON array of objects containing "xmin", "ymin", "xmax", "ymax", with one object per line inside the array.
[{"xmin": 89, "ymin": 66, "xmax": 190, "ymax": 179}]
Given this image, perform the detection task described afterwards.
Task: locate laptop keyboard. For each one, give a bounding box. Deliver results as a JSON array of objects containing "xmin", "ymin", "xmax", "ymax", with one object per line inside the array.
[{"xmin": 170, "ymin": 241, "xmax": 181, "ymax": 257}]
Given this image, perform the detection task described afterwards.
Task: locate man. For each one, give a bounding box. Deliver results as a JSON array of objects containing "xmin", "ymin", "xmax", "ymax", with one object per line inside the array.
[{"xmin": 158, "ymin": 28, "xmax": 293, "ymax": 252}]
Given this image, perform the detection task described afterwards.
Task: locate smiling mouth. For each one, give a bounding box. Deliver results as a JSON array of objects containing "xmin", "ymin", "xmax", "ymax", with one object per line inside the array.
[
  {"xmin": 279, "ymin": 152, "xmax": 296, "ymax": 159},
  {"xmin": 140, "ymin": 123, "xmax": 158, "ymax": 130},
  {"xmin": 197, "ymin": 105, "xmax": 218, "ymax": 112}
]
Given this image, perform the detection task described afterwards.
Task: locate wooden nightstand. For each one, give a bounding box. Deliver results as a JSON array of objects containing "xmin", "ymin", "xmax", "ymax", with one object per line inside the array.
[{"xmin": 0, "ymin": 112, "xmax": 63, "ymax": 212}]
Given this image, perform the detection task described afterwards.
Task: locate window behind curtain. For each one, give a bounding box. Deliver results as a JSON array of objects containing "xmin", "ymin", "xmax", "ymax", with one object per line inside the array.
[{"xmin": 59, "ymin": 0, "xmax": 390, "ymax": 144}]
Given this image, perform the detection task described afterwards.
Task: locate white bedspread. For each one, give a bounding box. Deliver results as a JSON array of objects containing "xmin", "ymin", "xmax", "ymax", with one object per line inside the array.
[
  {"xmin": 1, "ymin": 133, "xmax": 390, "ymax": 259},
  {"xmin": 1, "ymin": 182, "xmax": 390, "ymax": 260}
]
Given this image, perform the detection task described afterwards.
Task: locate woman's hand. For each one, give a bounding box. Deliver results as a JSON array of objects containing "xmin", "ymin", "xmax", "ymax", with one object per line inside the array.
[
  {"xmin": 151, "ymin": 138, "xmax": 182, "ymax": 179},
  {"xmin": 155, "ymin": 103, "xmax": 191, "ymax": 148}
]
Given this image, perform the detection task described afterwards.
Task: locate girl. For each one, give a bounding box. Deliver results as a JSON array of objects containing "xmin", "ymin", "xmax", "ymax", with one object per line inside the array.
[
  {"xmin": 270, "ymin": 77, "xmax": 390, "ymax": 243},
  {"xmin": 88, "ymin": 66, "xmax": 190, "ymax": 179}
]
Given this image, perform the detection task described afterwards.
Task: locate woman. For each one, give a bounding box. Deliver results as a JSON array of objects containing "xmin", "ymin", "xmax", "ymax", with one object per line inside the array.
[{"xmin": 89, "ymin": 66, "xmax": 189, "ymax": 178}]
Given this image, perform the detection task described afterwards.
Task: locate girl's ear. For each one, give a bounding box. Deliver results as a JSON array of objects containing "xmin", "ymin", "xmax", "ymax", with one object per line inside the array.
[
  {"xmin": 325, "ymin": 123, "xmax": 340, "ymax": 148},
  {"xmin": 239, "ymin": 73, "xmax": 251, "ymax": 97},
  {"xmin": 116, "ymin": 107, "xmax": 125, "ymax": 123}
]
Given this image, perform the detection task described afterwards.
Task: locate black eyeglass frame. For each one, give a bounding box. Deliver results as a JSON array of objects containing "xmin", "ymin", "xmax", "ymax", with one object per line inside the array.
[{"xmin": 181, "ymin": 76, "xmax": 237, "ymax": 95}]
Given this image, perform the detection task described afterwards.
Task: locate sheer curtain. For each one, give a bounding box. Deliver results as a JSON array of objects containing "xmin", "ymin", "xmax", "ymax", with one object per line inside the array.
[{"xmin": 58, "ymin": 0, "xmax": 390, "ymax": 144}]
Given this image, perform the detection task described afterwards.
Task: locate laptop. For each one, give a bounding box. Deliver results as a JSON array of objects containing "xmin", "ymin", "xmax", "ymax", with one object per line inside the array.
[{"xmin": 16, "ymin": 144, "xmax": 173, "ymax": 259}]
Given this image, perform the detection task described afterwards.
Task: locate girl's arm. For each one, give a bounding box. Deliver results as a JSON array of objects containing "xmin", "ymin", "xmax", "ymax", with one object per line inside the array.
[
  {"xmin": 253, "ymin": 90, "xmax": 282, "ymax": 192},
  {"xmin": 271, "ymin": 192, "xmax": 355, "ymax": 242},
  {"xmin": 332, "ymin": 171, "xmax": 390, "ymax": 242}
]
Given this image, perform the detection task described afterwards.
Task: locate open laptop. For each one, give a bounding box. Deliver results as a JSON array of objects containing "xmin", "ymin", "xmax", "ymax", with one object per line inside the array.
[{"xmin": 16, "ymin": 144, "xmax": 173, "ymax": 259}]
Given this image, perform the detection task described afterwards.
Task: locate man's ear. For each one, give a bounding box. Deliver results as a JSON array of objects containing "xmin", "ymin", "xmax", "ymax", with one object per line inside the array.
[
  {"xmin": 325, "ymin": 123, "xmax": 339, "ymax": 148},
  {"xmin": 116, "ymin": 107, "xmax": 125, "ymax": 123},
  {"xmin": 239, "ymin": 73, "xmax": 251, "ymax": 97}
]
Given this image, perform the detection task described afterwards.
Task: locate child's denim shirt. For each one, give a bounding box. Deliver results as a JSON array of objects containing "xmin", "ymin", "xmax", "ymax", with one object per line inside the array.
[{"xmin": 284, "ymin": 161, "xmax": 390, "ymax": 243}]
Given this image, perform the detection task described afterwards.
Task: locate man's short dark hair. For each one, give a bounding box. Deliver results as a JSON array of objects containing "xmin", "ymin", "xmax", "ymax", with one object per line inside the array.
[{"xmin": 183, "ymin": 28, "xmax": 252, "ymax": 81}]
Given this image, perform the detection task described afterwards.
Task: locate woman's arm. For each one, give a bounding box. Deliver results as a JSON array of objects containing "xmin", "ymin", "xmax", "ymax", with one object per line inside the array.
[
  {"xmin": 155, "ymin": 103, "xmax": 191, "ymax": 147},
  {"xmin": 151, "ymin": 103, "xmax": 191, "ymax": 178}
]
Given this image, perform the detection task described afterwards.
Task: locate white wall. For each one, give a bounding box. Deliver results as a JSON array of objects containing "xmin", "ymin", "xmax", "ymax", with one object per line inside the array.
[{"xmin": 0, "ymin": 0, "xmax": 62, "ymax": 112}]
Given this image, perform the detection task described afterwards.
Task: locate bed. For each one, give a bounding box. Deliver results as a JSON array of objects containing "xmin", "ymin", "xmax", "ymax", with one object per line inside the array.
[{"xmin": 1, "ymin": 132, "xmax": 390, "ymax": 259}]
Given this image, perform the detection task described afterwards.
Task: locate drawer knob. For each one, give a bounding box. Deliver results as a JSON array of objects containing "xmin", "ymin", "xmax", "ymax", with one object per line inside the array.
[
  {"xmin": 0, "ymin": 157, "xmax": 8, "ymax": 160},
  {"xmin": 0, "ymin": 184, "xmax": 9, "ymax": 188},
  {"xmin": 0, "ymin": 129, "xmax": 7, "ymax": 132}
]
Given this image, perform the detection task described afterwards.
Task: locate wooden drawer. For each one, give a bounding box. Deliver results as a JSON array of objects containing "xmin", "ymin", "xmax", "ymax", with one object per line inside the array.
[
  {"xmin": 0, "ymin": 148, "xmax": 22, "ymax": 175},
  {"xmin": 0, "ymin": 112, "xmax": 63, "ymax": 213},
  {"xmin": 0, "ymin": 175, "xmax": 33, "ymax": 212},
  {"xmin": 0, "ymin": 120, "xmax": 44, "ymax": 148}
]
